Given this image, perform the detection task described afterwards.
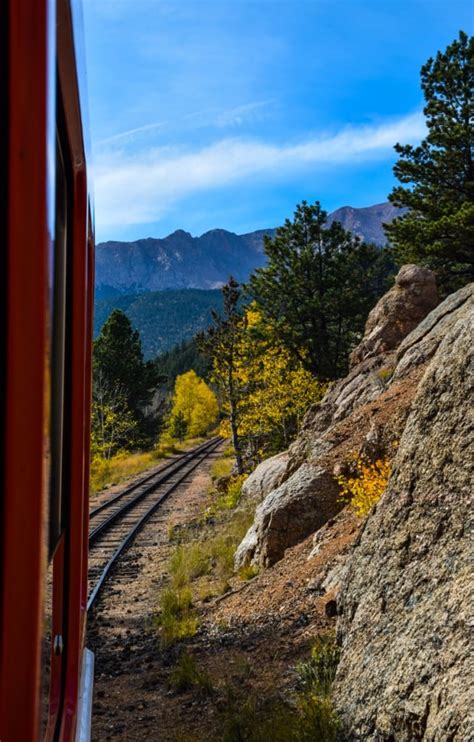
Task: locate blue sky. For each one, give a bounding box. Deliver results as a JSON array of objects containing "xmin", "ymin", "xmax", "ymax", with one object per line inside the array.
[{"xmin": 82, "ymin": 0, "xmax": 473, "ymax": 243}]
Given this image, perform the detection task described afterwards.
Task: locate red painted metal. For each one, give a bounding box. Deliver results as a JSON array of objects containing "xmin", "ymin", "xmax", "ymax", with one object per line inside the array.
[
  {"xmin": 0, "ymin": 1, "xmax": 52, "ymax": 739},
  {"xmin": 1, "ymin": 0, "xmax": 94, "ymax": 739}
]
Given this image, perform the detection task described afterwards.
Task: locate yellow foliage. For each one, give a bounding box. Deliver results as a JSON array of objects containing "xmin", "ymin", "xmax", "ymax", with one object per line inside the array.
[
  {"xmin": 209, "ymin": 456, "xmax": 233, "ymax": 482},
  {"xmin": 337, "ymin": 456, "xmax": 391, "ymax": 517},
  {"xmin": 169, "ymin": 370, "xmax": 219, "ymax": 438},
  {"xmin": 214, "ymin": 304, "xmax": 325, "ymax": 455}
]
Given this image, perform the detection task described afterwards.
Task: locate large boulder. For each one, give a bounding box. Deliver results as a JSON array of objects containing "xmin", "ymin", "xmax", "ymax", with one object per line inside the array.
[
  {"xmin": 234, "ymin": 464, "xmax": 342, "ymax": 569},
  {"xmin": 334, "ymin": 298, "xmax": 474, "ymax": 740},
  {"xmin": 241, "ymin": 451, "xmax": 289, "ymax": 503},
  {"xmin": 350, "ymin": 264, "xmax": 439, "ymax": 366}
]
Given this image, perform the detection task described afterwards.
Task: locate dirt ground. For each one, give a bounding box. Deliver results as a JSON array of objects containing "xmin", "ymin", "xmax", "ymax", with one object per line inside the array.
[{"xmin": 87, "ymin": 444, "xmax": 359, "ymax": 741}]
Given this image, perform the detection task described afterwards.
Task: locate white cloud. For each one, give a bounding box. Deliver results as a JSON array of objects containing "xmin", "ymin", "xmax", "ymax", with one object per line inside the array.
[
  {"xmin": 98, "ymin": 121, "xmax": 167, "ymax": 146},
  {"xmin": 94, "ymin": 112, "xmax": 425, "ymax": 232}
]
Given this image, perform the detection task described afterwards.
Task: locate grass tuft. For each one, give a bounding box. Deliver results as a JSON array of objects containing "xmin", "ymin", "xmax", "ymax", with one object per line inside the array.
[
  {"xmin": 169, "ymin": 652, "xmax": 214, "ymax": 695},
  {"xmin": 155, "ymin": 587, "xmax": 198, "ymax": 646},
  {"xmin": 238, "ymin": 564, "xmax": 259, "ymax": 581}
]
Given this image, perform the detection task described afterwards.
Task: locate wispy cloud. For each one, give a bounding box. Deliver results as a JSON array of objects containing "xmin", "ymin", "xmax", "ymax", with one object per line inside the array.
[
  {"xmin": 94, "ymin": 112, "xmax": 425, "ymax": 232},
  {"xmin": 98, "ymin": 121, "xmax": 167, "ymax": 146}
]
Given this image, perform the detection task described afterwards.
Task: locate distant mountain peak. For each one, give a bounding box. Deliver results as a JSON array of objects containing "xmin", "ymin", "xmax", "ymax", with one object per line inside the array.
[
  {"xmin": 168, "ymin": 228, "xmax": 193, "ymax": 237},
  {"xmin": 95, "ymin": 202, "xmax": 401, "ymax": 295}
]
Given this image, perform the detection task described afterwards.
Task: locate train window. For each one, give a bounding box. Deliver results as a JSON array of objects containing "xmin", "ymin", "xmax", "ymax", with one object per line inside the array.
[{"xmin": 48, "ymin": 128, "xmax": 69, "ymax": 558}]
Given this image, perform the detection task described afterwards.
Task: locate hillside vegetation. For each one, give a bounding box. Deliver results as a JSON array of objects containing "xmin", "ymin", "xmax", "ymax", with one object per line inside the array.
[{"xmin": 94, "ymin": 288, "xmax": 223, "ymax": 359}]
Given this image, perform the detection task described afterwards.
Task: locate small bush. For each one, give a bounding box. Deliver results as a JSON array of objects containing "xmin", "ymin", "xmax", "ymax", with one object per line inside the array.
[
  {"xmin": 155, "ymin": 587, "xmax": 198, "ymax": 646},
  {"xmin": 215, "ymin": 638, "xmax": 340, "ymax": 741},
  {"xmin": 377, "ymin": 366, "xmax": 395, "ymax": 383},
  {"xmin": 337, "ymin": 455, "xmax": 391, "ymax": 517},
  {"xmin": 239, "ymin": 564, "xmax": 259, "ymax": 581},
  {"xmin": 169, "ymin": 652, "xmax": 213, "ymax": 695},
  {"xmin": 216, "ymin": 692, "xmax": 338, "ymax": 742},
  {"xmin": 169, "ymin": 543, "xmax": 211, "ymax": 587},
  {"xmin": 296, "ymin": 636, "xmax": 341, "ymax": 696},
  {"xmin": 215, "ymin": 474, "xmax": 247, "ymax": 510}
]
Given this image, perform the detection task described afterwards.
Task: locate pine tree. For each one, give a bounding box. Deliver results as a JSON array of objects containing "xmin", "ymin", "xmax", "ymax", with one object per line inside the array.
[
  {"xmin": 93, "ymin": 309, "xmax": 159, "ymax": 448},
  {"xmin": 386, "ymin": 31, "xmax": 474, "ymax": 290},
  {"xmin": 248, "ymin": 201, "xmax": 390, "ymax": 379},
  {"xmin": 94, "ymin": 309, "xmax": 156, "ymax": 412},
  {"xmin": 168, "ymin": 411, "xmax": 188, "ymax": 442}
]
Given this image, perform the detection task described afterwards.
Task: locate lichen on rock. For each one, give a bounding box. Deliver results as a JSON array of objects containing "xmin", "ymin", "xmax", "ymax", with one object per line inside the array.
[{"xmin": 334, "ymin": 300, "xmax": 474, "ymax": 741}]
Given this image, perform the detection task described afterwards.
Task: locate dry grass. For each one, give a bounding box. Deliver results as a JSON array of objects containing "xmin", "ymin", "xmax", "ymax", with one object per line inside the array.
[
  {"xmin": 155, "ymin": 470, "xmax": 255, "ymax": 647},
  {"xmin": 213, "ymin": 637, "xmax": 340, "ymax": 741},
  {"xmin": 90, "ymin": 437, "xmax": 206, "ymax": 495},
  {"xmin": 169, "ymin": 652, "xmax": 214, "ymax": 695}
]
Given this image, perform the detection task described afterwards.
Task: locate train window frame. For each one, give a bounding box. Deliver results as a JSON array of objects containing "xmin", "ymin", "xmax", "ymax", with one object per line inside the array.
[
  {"xmin": 48, "ymin": 89, "xmax": 74, "ymax": 560},
  {"xmin": 0, "ymin": 0, "xmax": 8, "ymax": 556}
]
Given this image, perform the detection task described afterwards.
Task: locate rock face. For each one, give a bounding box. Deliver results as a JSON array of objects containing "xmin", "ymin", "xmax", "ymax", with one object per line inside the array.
[
  {"xmin": 235, "ymin": 266, "xmax": 451, "ymax": 570},
  {"xmin": 234, "ymin": 465, "xmax": 342, "ymax": 569},
  {"xmin": 350, "ymin": 264, "xmax": 439, "ymax": 366},
  {"xmin": 334, "ymin": 300, "xmax": 474, "ymax": 740},
  {"xmin": 240, "ymin": 451, "xmax": 289, "ymax": 504}
]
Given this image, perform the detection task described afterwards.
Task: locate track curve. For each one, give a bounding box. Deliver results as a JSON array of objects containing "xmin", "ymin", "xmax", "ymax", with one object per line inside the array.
[{"xmin": 87, "ymin": 437, "xmax": 223, "ymax": 611}]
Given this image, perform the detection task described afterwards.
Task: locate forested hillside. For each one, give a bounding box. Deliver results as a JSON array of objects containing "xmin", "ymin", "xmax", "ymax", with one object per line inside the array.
[{"xmin": 94, "ymin": 288, "xmax": 223, "ymax": 358}]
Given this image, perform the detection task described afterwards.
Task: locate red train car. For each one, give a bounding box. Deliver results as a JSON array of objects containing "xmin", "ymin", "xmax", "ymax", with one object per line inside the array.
[{"xmin": 1, "ymin": 1, "xmax": 94, "ymax": 740}]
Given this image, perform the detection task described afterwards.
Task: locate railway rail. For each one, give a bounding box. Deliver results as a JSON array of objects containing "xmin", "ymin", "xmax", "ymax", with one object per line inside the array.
[{"xmin": 87, "ymin": 437, "xmax": 223, "ymax": 612}]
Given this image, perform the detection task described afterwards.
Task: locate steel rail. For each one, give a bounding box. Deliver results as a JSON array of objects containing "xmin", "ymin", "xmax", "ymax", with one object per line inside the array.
[
  {"xmin": 90, "ymin": 437, "xmax": 221, "ymax": 519},
  {"xmin": 87, "ymin": 437, "xmax": 222, "ymax": 612},
  {"xmin": 89, "ymin": 437, "xmax": 221, "ymax": 544}
]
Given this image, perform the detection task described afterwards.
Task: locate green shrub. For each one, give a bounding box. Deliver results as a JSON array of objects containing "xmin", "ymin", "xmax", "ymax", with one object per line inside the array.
[
  {"xmin": 169, "ymin": 652, "xmax": 213, "ymax": 695},
  {"xmin": 376, "ymin": 366, "xmax": 395, "ymax": 383},
  {"xmin": 216, "ymin": 474, "xmax": 247, "ymax": 510},
  {"xmin": 210, "ymin": 456, "xmax": 234, "ymax": 481},
  {"xmin": 296, "ymin": 636, "xmax": 341, "ymax": 696},
  {"xmin": 239, "ymin": 564, "xmax": 259, "ymax": 581},
  {"xmin": 155, "ymin": 587, "xmax": 198, "ymax": 646},
  {"xmin": 215, "ymin": 638, "xmax": 341, "ymax": 741},
  {"xmin": 216, "ymin": 692, "xmax": 338, "ymax": 742},
  {"xmin": 169, "ymin": 543, "xmax": 211, "ymax": 588}
]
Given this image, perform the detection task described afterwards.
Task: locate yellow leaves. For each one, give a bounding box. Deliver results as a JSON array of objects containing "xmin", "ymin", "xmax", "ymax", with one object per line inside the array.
[
  {"xmin": 227, "ymin": 305, "xmax": 325, "ymax": 447},
  {"xmin": 337, "ymin": 456, "xmax": 391, "ymax": 518},
  {"xmin": 169, "ymin": 370, "xmax": 219, "ymax": 438}
]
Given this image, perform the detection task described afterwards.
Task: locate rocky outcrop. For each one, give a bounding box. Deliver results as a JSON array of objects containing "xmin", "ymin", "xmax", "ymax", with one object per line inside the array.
[
  {"xmin": 234, "ymin": 464, "xmax": 342, "ymax": 569},
  {"xmin": 350, "ymin": 264, "xmax": 439, "ymax": 366},
  {"xmin": 334, "ymin": 301, "xmax": 474, "ymax": 740},
  {"xmin": 235, "ymin": 267, "xmax": 446, "ymax": 570},
  {"xmin": 240, "ymin": 451, "xmax": 289, "ymax": 504},
  {"xmin": 394, "ymin": 281, "xmax": 473, "ymax": 380}
]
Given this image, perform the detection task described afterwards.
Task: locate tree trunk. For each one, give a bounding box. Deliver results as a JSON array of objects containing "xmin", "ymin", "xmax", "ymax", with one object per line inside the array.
[{"xmin": 228, "ymin": 366, "xmax": 244, "ymax": 474}]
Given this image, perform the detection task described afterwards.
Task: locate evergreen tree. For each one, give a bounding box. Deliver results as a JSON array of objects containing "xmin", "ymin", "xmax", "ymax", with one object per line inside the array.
[
  {"xmin": 168, "ymin": 411, "xmax": 188, "ymax": 442},
  {"xmin": 386, "ymin": 31, "xmax": 474, "ymax": 290},
  {"xmin": 248, "ymin": 201, "xmax": 390, "ymax": 379},
  {"xmin": 93, "ymin": 309, "xmax": 159, "ymax": 448},
  {"xmin": 94, "ymin": 309, "xmax": 156, "ymax": 412},
  {"xmin": 153, "ymin": 337, "xmax": 211, "ymax": 391}
]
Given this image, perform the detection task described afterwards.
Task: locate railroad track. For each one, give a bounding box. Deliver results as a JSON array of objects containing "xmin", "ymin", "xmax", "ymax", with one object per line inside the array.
[{"xmin": 87, "ymin": 437, "xmax": 223, "ymax": 611}]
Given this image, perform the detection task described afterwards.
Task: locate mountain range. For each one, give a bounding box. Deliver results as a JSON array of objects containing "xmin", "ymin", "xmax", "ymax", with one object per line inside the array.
[{"xmin": 95, "ymin": 202, "xmax": 400, "ymax": 296}]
